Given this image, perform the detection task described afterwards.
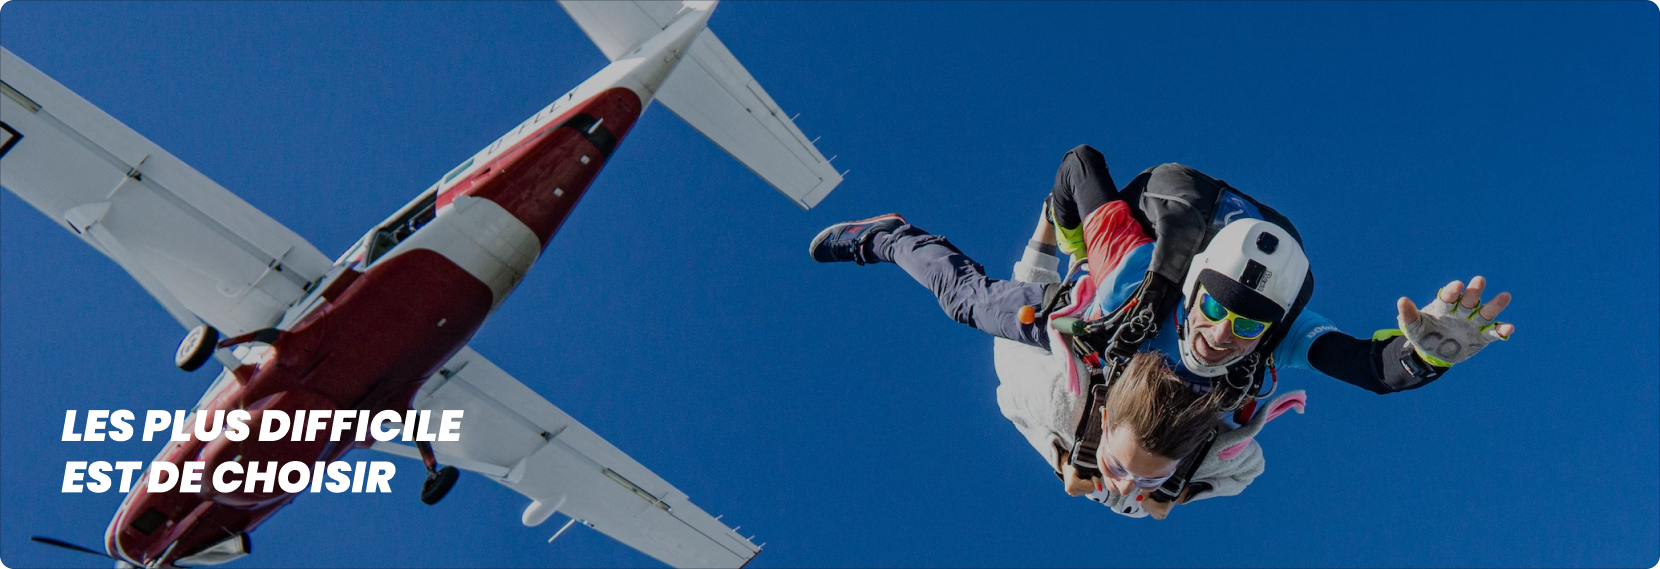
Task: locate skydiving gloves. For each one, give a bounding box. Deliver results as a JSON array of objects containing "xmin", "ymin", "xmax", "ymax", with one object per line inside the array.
[{"xmin": 1397, "ymin": 295, "xmax": 1511, "ymax": 368}]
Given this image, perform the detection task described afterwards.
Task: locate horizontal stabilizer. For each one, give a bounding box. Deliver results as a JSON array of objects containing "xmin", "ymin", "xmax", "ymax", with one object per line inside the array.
[{"xmin": 559, "ymin": 1, "xmax": 843, "ymax": 208}]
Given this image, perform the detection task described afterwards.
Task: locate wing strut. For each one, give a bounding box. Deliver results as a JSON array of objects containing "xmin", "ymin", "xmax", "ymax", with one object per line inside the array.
[{"xmin": 547, "ymin": 518, "xmax": 579, "ymax": 544}]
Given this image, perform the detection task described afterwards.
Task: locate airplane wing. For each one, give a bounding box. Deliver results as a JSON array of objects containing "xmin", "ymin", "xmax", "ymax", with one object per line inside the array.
[
  {"xmin": 560, "ymin": 1, "xmax": 844, "ymax": 209},
  {"xmin": 0, "ymin": 47, "xmax": 333, "ymax": 337},
  {"xmin": 372, "ymin": 347, "xmax": 760, "ymax": 569}
]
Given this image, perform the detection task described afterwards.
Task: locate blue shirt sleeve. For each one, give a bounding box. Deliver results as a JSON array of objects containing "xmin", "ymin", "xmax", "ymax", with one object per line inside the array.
[{"xmin": 1271, "ymin": 308, "xmax": 1340, "ymax": 372}]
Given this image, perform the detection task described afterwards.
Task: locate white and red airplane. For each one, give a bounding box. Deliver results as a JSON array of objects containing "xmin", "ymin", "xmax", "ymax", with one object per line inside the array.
[{"xmin": 1, "ymin": 2, "xmax": 841, "ymax": 567}]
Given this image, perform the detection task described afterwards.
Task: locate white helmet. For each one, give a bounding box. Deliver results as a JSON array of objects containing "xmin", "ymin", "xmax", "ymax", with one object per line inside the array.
[{"xmin": 1178, "ymin": 218, "xmax": 1310, "ymax": 376}]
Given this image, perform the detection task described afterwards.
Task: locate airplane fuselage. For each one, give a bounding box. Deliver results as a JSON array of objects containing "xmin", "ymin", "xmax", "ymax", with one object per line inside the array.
[{"xmin": 102, "ymin": 9, "xmax": 709, "ymax": 564}]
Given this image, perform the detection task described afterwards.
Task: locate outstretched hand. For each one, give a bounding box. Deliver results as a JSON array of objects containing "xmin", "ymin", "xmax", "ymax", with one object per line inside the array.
[{"xmin": 1395, "ymin": 276, "xmax": 1515, "ymax": 366}]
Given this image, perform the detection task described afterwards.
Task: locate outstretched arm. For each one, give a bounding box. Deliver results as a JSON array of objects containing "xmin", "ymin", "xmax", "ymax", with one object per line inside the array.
[
  {"xmin": 1306, "ymin": 276, "xmax": 1514, "ymax": 394},
  {"xmin": 1306, "ymin": 332, "xmax": 1430, "ymax": 394}
]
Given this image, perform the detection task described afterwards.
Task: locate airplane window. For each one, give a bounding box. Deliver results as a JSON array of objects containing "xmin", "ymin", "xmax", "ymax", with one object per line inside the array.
[
  {"xmin": 442, "ymin": 158, "xmax": 474, "ymax": 184},
  {"xmin": 364, "ymin": 192, "xmax": 439, "ymax": 266}
]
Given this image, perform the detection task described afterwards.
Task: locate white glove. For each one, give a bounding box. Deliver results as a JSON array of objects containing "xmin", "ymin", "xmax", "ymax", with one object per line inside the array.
[{"xmin": 1398, "ymin": 282, "xmax": 1512, "ymax": 367}]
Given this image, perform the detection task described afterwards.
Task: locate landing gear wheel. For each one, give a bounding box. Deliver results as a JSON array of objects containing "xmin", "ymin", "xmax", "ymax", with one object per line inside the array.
[
  {"xmin": 420, "ymin": 466, "xmax": 459, "ymax": 505},
  {"xmin": 175, "ymin": 325, "xmax": 219, "ymax": 372}
]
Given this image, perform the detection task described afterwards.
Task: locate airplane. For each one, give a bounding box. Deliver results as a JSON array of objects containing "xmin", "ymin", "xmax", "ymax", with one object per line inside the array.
[{"xmin": 0, "ymin": 1, "xmax": 842, "ymax": 567}]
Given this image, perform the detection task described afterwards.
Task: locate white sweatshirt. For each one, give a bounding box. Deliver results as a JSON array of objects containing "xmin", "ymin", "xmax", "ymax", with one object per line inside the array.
[{"xmin": 993, "ymin": 243, "xmax": 1304, "ymax": 517}]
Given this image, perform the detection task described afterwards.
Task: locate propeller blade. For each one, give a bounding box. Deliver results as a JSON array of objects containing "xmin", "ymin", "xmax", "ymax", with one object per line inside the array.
[{"xmin": 30, "ymin": 536, "xmax": 115, "ymax": 559}]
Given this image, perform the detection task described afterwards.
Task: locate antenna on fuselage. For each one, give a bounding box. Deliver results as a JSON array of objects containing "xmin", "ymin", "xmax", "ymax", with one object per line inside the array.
[{"xmin": 30, "ymin": 536, "xmax": 121, "ymax": 562}]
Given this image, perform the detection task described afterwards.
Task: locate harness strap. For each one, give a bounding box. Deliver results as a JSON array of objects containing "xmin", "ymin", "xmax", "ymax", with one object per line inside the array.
[
  {"xmin": 1068, "ymin": 380, "xmax": 1111, "ymax": 479},
  {"xmin": 1065, "ymin": 274, "xmax": 1171, "ymax": 474},
  {"xmin": 1148, "ymin": 427, "xmax": 1217, "ymax": 504}
]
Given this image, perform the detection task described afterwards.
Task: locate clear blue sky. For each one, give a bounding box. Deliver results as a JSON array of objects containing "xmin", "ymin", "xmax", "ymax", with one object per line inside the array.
[{"xmin": 3, "ymin": 2, "xmax": 1656, "ymax": 567}]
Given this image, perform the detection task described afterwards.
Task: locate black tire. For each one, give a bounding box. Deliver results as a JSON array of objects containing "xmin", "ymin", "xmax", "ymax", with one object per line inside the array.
[
  {"xmin": 175, "ymin": 325, "xmax": 219, "ymax": 372},
  {"xmin": 420, "ymin": 466, "xmax": 459, "ymax": 505}
]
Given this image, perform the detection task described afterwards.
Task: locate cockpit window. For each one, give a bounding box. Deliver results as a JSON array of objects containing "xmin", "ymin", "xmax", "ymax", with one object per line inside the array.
[
  {"xmin": 442, "ymin": 158, "xmax": 475, "ymax": 185},
  {"xmin": 364, "ymin": 192, "xmax": 438, "ymax": 266}
]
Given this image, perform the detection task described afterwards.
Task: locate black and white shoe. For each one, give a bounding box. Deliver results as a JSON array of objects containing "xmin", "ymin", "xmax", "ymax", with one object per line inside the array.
[{"xmin": 808, "ymin": 214, "xmax": 907, "ymax": 265}]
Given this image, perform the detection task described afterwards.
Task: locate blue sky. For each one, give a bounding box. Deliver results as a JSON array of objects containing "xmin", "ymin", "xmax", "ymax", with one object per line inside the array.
[{"xmin": 2, "ymin": 2, "xmax": 1656, "ymax": 567}]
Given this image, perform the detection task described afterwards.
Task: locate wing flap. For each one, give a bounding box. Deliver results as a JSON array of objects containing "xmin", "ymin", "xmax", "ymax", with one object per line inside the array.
[
  {"xmin": 405, "ymin": 347, "xmax": 759, "ymax": 568},
  {"xmin": 1, "ymin": 48, "xmax": 332, "ymax": 335}
]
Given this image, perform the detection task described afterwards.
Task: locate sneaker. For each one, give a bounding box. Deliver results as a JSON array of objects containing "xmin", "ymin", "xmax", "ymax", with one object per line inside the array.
[{"xmin": 808, "ymin": 213, "xmax": 907, "ymax": 265}]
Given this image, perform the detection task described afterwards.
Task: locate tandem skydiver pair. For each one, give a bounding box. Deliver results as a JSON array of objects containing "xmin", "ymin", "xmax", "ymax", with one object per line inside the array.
[{"xmin": 809, "ymin": 144, "xmax": 1514, "ymax": 519}]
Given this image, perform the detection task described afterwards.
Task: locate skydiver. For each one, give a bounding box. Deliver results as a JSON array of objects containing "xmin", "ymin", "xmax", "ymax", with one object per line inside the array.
[{"xmin": 807, "ymin": 145, "xmax": 1514, "ymax": 517}]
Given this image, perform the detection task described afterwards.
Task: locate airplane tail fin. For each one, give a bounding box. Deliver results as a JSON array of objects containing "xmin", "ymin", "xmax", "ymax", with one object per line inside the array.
[{"xmin": 559, "ymin": 1, "xmax": 843, "ymax": 209}]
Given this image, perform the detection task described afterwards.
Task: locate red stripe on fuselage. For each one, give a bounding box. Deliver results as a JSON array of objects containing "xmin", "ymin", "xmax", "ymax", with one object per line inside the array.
[{"xmin": 441, "ymin": 87, "xmax": 643, "ymax": 247}]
